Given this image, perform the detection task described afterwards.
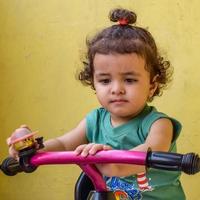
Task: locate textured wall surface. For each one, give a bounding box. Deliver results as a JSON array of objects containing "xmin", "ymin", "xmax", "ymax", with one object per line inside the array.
[{"xmin": 0, "ymin": 1, "xmax": 200, "ymax": 199}]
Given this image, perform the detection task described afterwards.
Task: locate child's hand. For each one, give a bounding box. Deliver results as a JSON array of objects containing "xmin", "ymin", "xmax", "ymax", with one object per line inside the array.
[
  {"xmin": 7, "ymin": 137, "xmax": 18, "ymax": 159},
  {"xmin": 75, "ymin": 143, "xmax": 118, "ymax": 176},
  {"xmin": 7, "ymin": 125, "xmax": 32, "ymax": 159},
  {"xmin": 74, "ymin": 143, "xmax": 112, "ymax": 157}
]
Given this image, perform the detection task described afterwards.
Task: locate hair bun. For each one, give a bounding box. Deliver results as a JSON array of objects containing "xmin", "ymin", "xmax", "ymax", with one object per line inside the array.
[{"xmin": 109, "ymin": 8, "xmax": 137, "ymax": 25}]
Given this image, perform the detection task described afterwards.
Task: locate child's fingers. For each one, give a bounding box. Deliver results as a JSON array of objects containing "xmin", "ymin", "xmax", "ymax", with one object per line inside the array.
[
  {"xmin": 89, "ymin": 144, "xmax": 109, "ymax": 155},
  {"xmin": 74, "ymin": 143, "xmax": 98, "ymax": 157},
  {"xmin": 8, "ymin": 146, "xmax": 19, "ymax": 160},
  {"xmin": 103, "ymin": 145, "xmax": 112, "ymax": 151},
  {"xmin": 75, "ymin": 143, "xmax": 112, "ymax": 157},
  {"xmin": 74, "ymin": 144, "xmax": 91, "ymax": 155},
  {"xmin": 81, "ymin": 143, "xmax": 96, "ymax": 157},
  {"xmin": 6, "ymin": 137, "xmax": 11, "ymax": 146},
  {"xmin": 19, "ymin": 124, "xmax": 31, "ymax": 131}
]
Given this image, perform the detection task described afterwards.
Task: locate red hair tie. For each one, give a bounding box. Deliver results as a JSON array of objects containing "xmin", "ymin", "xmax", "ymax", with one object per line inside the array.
[{"xmin": 118, "ymin": 18, "xmax": 128, "ymax": 25}]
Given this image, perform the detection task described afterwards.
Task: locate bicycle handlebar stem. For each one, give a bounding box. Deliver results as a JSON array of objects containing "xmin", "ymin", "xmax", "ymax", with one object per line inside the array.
[{"xmin": 79, "ymin": 164, "xmax": 107, "ymax": 192}]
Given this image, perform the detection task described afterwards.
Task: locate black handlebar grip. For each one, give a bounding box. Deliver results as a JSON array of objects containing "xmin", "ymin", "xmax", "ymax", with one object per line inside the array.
[
  {"xmin": 0, "ymin": 157, "xmax": 23, "ymax": 176},
  {"xmin": 181, "ymin": 153, "xmax": 200, "ymax": 174},
  {"xmin": 147, "ymin": 151, "xmax": 200, "ymax": 175}
]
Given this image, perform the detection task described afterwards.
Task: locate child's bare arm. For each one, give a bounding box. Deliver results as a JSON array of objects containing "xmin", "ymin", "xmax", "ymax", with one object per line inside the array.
[
  {"xmin": 8, "ymin": 118, "xmax": 88, "ymax": 157},
  {"xmin": 75, "ymin": 118, "xmax": 173, "ymax": 177},
  {"xmin": 101, "ymin": 118, "xmax": 173, "ymax": 177},
  {"xmin": 43, "ymin": 118, "xmax": 88, "ymax": 151}
]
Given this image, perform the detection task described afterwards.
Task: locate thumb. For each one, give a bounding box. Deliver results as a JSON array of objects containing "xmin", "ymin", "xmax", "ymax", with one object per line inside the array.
[{"xmin": 6, "ymin": 137, "xmax": 11, "ymax": 146}]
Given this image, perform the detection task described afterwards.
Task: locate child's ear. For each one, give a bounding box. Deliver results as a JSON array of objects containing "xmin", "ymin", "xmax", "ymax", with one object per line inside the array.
[{"xmin": 149, "ymin": 75, "xmax": 159, "ymax": 98}]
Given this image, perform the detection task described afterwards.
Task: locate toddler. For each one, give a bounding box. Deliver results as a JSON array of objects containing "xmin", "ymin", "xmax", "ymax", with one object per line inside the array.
[{"xmin": 8, "ymin": 8, "xmax": 185, "ymax": 200}]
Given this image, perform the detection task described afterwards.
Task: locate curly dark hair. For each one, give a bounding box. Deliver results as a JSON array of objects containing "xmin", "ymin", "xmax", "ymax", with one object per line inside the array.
[{"xmin": 78, "ymin": 8, "xmax": 172, "ymax": 101}]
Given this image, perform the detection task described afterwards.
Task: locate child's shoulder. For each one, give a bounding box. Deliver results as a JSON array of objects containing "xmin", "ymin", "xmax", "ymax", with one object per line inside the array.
[
  {"xmin": 142, "ymin": 106, "xmax": 178, "ymax": 127},
  {"xmin": 86, "ymin": 107, "xmax": 109, "ymax": 122},
  {"xmin": 142, "ymin": 105, "xmax": 182, "ymax": 141}
]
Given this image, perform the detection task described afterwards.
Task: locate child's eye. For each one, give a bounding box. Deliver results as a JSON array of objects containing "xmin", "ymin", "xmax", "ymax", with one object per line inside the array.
[
  {"xmin": 125, "ymin": 78, "xmax": 137, "ymax": 83},
  {"xmin": 99, "ymin": 79, "xmax": 111, "ymax": 84}
]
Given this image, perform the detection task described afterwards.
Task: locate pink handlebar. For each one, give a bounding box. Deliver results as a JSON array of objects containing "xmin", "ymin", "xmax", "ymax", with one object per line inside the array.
[
  {"xmin": 30, "ymin": 150, "xmax": 147, "ymax": 192},
  {"xmin": 30, "ymin": 150, "xmax": 147, "ymax": 166},
  {"xmin": 1, "ymin": 150, "xmax": 199, "ymax": 192}
]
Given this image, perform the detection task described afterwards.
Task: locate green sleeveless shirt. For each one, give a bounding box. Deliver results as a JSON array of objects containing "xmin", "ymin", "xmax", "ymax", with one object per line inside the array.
[{"xmin": 86, "ymin": 105, "xmax": 186, "ymax": 200}]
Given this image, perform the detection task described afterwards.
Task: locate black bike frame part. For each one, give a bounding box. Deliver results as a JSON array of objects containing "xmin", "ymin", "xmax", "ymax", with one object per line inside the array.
[
  {"xmin": 19, "ymin": 156, "xmax": 37, "ymax": 173},
  {"xmin": 74, "ymin": 172, "xmax": 94, "ymax": 200},
  {"xmin": 18, "ymin": 147, "xmax": 38, "ymax": 173},
  {"xmin": 87, "ymin": 191, "xmax": 116, "ymax": 200},
  {"xmin": 0, "ymin": 148, "xmax": 38, "ymax": 176},
  {"xmin": 146, "ymin": 151, "xmax": 200, "ymax": 175}
]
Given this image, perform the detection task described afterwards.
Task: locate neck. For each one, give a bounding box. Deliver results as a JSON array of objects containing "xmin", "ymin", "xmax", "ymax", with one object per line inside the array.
[
  {"xmin": 110, "ymin": 105, "xmax": 147, "ymax": 127},
  {"xmin": 110, "ymin": 115, "xmax": 132, "ymax": 127}
]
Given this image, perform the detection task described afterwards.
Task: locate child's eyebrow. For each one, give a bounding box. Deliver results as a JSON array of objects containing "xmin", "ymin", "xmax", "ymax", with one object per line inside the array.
[
  {"xmin": 94, "ymin": 73, "xmax": 110, "ymax": 77},
  {"xmin": 121, "ymin": 71, "xmax": 141, "ymax": 76},
  {"xmin": 94, "ymin": 71, "xmax": 141, "ymax": 77}
]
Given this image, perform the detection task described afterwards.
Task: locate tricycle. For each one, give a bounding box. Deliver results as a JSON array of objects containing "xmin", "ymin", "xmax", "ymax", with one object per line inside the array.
[{"xmin": 1, "ymin": 130, "xmax": 200, "ymax": 200}]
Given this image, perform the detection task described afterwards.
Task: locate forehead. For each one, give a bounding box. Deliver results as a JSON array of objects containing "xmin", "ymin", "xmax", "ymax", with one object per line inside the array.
[{"xmin": 93, "ymin": 53, "xmax": 147, "ymax": 74}]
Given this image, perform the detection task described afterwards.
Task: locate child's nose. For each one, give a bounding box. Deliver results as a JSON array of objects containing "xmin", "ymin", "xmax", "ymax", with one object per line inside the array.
[{"xmin": 111, "ymin": 82, "xmax": 125, "ymax": 95}]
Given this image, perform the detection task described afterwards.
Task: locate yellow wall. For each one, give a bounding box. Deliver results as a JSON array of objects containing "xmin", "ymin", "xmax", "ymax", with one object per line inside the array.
[{"xmin": 0, "ymin": 1, "xmax": 200, "ymax": 199}]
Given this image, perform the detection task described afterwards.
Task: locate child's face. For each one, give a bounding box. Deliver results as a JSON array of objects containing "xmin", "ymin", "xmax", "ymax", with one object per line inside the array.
[{"xmin": 93, "ymin": 53, "xmax": 157, "ymax": 124}]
